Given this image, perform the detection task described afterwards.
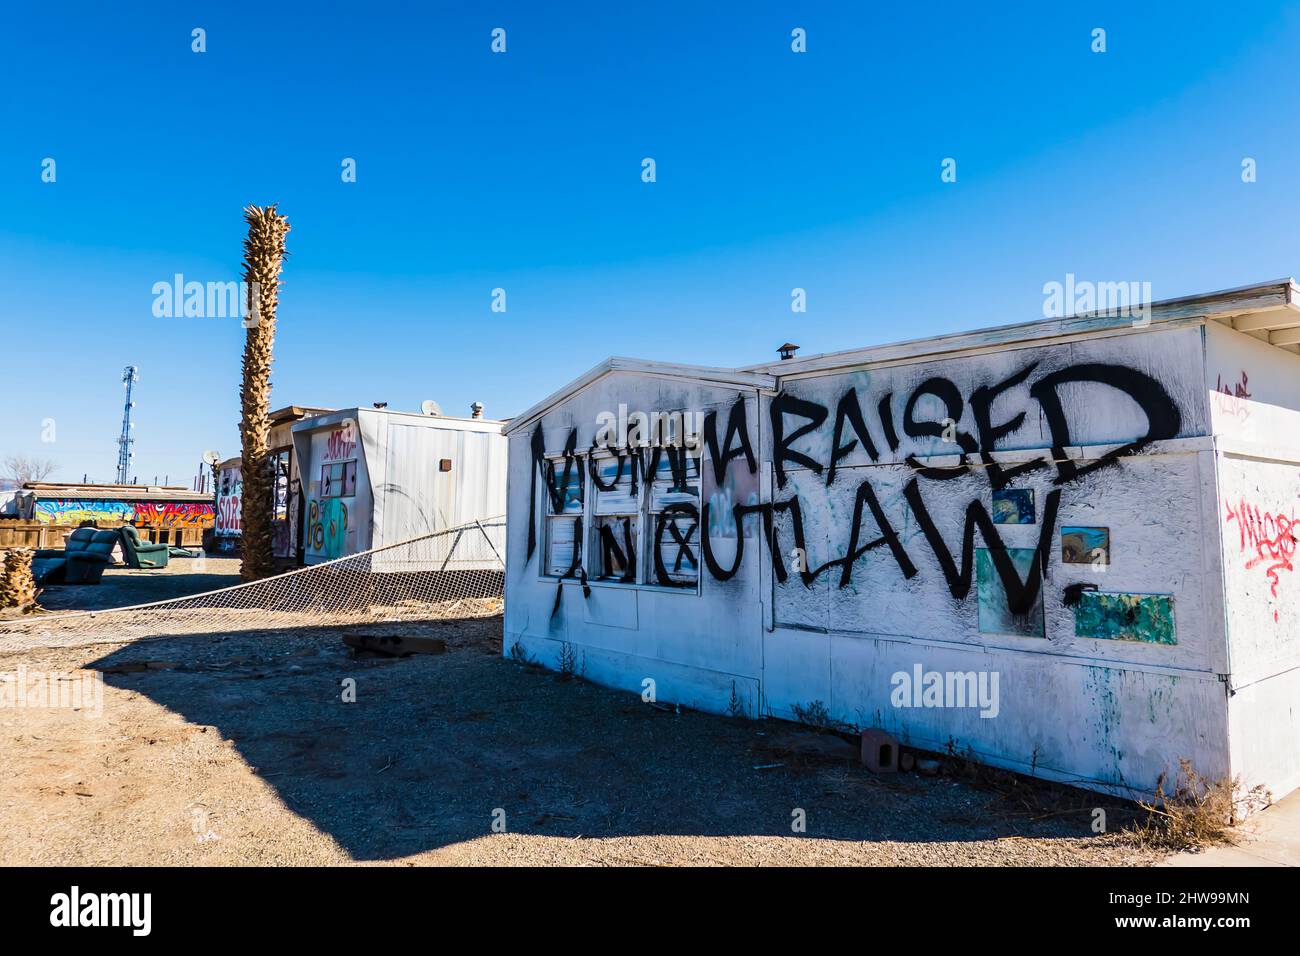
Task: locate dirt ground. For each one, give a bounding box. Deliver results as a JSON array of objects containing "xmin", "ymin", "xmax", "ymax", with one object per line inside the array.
[
  {"xmin": 16, "ymin": 556, "xmax": 243, "ymax": 616},
  {"xmin": 0, "ymin": 607, "xmax": 1172, "ymax": 866}
]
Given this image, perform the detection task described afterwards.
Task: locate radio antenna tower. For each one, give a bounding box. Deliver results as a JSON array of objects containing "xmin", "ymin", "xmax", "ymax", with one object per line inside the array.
[{"xmin": 115, "ymin": 366, "xmax": 139, "ymax": 484}]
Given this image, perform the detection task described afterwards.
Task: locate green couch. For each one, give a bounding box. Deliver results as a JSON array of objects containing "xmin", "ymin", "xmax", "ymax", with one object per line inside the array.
[
  {"xmin": 32, "ymin": 528, "xmax": 120, "ymax": 585},
  {"xmin": 120, "ymin": 524, "xmax": 170, "ymax": 569}
]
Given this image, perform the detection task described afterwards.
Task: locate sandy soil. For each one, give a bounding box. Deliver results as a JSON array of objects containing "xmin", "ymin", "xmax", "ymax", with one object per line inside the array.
[
  {"xmin": 0, "ymin": 611, "xmax": 1168, "ymax": 866},
  {"xmin": 20, "ymin": 556, "xmax": 243, "ymax": 615}
]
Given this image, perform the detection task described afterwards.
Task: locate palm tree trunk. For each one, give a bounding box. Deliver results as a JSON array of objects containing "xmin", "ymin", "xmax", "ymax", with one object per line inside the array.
[
  {"xmin": 238, "ymin": 204, "xmax": 290, "ymax": 581},
  {"xmin": 1, "ymin": 549, "xmax": 38, "ymax": 609}
]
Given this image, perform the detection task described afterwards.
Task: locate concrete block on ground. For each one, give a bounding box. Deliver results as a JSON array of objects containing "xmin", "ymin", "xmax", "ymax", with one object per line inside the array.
[{"xmin": 860, "ymin": 728, "xmax": 899, "ymax": 773}]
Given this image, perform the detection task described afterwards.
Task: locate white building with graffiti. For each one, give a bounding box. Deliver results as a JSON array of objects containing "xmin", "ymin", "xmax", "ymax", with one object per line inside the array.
[
  {"xmin": 205, "ymin": 405, "xmax": 333, "ymax": 561},
  {"xmin": 292, "ymin": 404, "xmax": 507, "ymax": 565},
  {"xmin": 212, "ymin": 457, "xmax": 243, "ymax": 550},
  {"xmin": 502, "ymin": 279, "xmax": 1300, "ymax": 803}
]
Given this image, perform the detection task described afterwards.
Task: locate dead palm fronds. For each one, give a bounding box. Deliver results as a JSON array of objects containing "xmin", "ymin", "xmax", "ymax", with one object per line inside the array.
[{"xmin": 1, "ymin": 549, "xmax": 39, "ymax": 610}]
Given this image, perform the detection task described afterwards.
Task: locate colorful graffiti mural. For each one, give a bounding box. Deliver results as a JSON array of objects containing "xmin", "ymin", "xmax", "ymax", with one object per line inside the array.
[
  {"xmin": 217, "ymin": 492, "xmax": 242, "ymax": 535},
  {"xmin": 215, "ymin": 464, "xmax": 243, "ymax": 537},
  {"xmin": 132, "ymin": 502, "xmax": 213, "ymax": 527},
  {"xmin": 33, "ymin": 500, "xmax": 134, "ymax": 525},
  {"xmin": 33, "ymin": 498, "xmax": 215, "ymax": 529},
  {"xmin": 307, "ymin": 498, "xmax": 349, "ymax": 559}
]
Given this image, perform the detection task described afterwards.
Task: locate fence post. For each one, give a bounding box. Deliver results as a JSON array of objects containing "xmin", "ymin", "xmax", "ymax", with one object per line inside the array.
[
  {"xmin": 438, "ymin": 529, "xmax": 466, "ymax": 572},
  {"xmin": 474, "ymin": 520, "xmax": 506, "ymax": 567}
]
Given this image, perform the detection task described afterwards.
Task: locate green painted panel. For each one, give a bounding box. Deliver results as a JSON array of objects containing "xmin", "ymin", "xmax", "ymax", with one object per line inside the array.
[
  {"xmin": 976, "ymin": 547, "xmax": 1045, "ymax": 637},
  {"xmin": 1074, "ymin": 592, "xmax": 1176, "ymax": 645}
]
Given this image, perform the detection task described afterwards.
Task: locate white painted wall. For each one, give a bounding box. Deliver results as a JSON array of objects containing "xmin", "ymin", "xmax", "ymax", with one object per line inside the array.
[
  {"xmin": 758, "ymin": 327, "xmax": 1229, "ymax": 796},
  {"xmin": 505, "ymin": 371, "xmax": 768, "ymax": 714},
  {"xmin": 1205, "ymin": 320, "xmax": 1300, "ymax": 446},
  {"xmin": 376, "ymin": 417, "xmax": 507, "ymax": 547},
  {"xmin": 504, "ymin": 323, "xmax": 1300, "ymax": 801},
  {"xmin": 1206, "ymin": 321, "xmax": 1300, "ymax": 801}
]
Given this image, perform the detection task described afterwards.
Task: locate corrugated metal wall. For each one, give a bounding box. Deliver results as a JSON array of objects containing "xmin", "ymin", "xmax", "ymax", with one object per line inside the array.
[{"xmin": 377, "ymin": 420, "xmax": 507, "ymax": 562}]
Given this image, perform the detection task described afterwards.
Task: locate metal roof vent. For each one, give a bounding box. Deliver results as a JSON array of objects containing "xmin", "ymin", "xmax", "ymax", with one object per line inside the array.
[
  {"xmin": 470, "ymin": 402, "xmax": 484, "ymax": 419},
  {"xmin": 778, "ymin": 342, "xmax": 800, "ymax": 361}
]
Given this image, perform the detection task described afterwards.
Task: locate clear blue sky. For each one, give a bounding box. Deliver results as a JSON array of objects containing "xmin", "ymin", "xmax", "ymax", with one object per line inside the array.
[{"xmin": 3, "ymin": 1, "xmax": 1300, "ymax": 485}]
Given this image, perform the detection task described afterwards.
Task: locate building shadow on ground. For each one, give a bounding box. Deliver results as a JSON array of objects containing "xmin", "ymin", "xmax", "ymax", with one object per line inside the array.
[
  {"xmin": 38, "ymin": 559, "xmax": 241, "ymax": 613},
  {"xmin": 89, "ymin": 620, "xmax": 1123, "ymax": 861}
]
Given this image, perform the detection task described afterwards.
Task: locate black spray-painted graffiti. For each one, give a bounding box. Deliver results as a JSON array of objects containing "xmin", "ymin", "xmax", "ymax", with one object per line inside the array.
[{"xmin": 528, "ymin": 361, "xmax": 1182, "ymax": 618}]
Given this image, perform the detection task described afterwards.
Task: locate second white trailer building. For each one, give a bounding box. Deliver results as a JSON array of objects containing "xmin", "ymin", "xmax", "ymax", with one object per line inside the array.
[{"xmin": 293, "ymin": 405, "xmax": 507, "ymax": 566}]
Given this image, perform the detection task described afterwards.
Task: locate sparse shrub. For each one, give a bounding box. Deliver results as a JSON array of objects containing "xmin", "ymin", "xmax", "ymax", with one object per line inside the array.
[
  {"xmin": 1135, "ymin": 758, "xmax": 1272, "ymax": 850},
  {"xmin": 947, "ymin": 742, "xmax": 1020, "ymax": 790},
  {"xmin": 789, "ymin": 699, "xmax": 851, "ymax": 733},
  {"xmin": 726, "ymin": 680, "xmax": 746, "ymax": 718},
  {"xmin": 557, "ymin": 641, "xmax": 578, "ymax": 680},
  {"xmin": 507, "ymin": 639, "xmax": 536, "ymax": 666}
]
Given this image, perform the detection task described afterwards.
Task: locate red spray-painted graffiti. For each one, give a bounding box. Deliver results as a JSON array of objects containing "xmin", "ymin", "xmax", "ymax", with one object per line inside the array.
[
  {"xmin": 1213, "ymin": 371, "xmax": 1252, "ymax": 420},
  {"xmin": 217, "ymin": 493, "xmax": 242, "ymax": 534},
  {"xmin": 215, "ymin": 464, "xmax": 242, "ymax": 537},
  {"xmin": 1225, "ymin": 497, "xmax": 1297, "ymax": 621},
  {"xmin": 324, "ymin": 426, "xmax": 357, "ymax": 462}
]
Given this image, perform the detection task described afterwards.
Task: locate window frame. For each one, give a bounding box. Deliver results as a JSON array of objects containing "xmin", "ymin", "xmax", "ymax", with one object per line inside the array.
[
  {"xmin": 320, "ymin": 459, "xmax": 357, "ymax": 499},
  {"xmin": 540, "ymin": 452, "xmax": 585, "ymax": 579},
  {"xmin": 536, "ymin": 444, "xmax": 702, "ymax": 595},
  {"xmin": 589, "ymin": 450, "xmax": 642, "ymax": 584},
  {"xmin": 644, "ymin": 447, "xmax": 703, "ymax": 590}
]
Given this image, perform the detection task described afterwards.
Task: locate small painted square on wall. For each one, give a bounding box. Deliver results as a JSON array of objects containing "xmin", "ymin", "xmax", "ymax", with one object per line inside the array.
[
  {"xmin": 991, "ymin": 488, "xmax": 1035, "ymax": 524},
  {"xmin": 976, "ymin": 547, "xmax": 1045, "ymax": 637},
  {"xmin": 1062, "ymin": 526, "xmax": 1109, "ymax": 565},
  {"xmin": 1074, "ymin": 592, "xmax": 1176, "ymax": 645}
]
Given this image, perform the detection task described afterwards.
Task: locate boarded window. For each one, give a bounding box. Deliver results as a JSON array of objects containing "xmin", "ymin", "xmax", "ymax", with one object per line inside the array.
[
  {"xmin": 649, "ymin": 450, "xmax": 700, "ymax": 587},
  {"xmin": 537, "ymin": 445, "xmax": 700, "ymax": 593},
  {"xmin": 543, "ymin": 456, "xmax": 584, "ymax": 576},
  {"xmin": 592, "ymin": 456, "xmax": 638, "ymax": 581}
]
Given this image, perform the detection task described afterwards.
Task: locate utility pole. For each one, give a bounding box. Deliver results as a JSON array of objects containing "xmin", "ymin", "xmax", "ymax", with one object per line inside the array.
[{"xmin": 115, "ymin": 366, "xmax": 139, "ymax": 485}]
